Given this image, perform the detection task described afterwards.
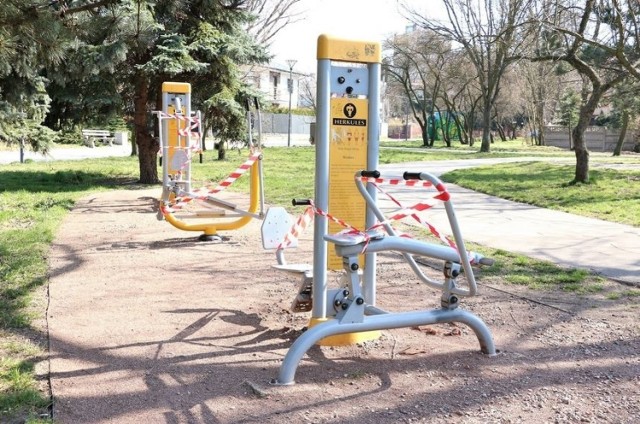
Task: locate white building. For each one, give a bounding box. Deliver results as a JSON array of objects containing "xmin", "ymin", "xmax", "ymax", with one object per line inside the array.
[{"xmin": 243, "ymin": 63, "xmax": 306, "ymax": 109}]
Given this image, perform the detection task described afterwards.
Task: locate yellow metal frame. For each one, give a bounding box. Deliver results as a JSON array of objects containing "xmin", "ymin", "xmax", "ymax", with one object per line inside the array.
[
  {"xmin": 160, "ymin": 81, "xmax": 262, "ymax": 238},
  {"xmin": 163, "ymin": 159, "xmax": 261, "ymax": 236},
  {"xmin": 162, "ymin": 82, "xmax": 191, "ymax": 180},
  {"xmin": 308, "ymin": 317, "xmax": 381, "ymax": 346},
  {"xmin": 162, "ymin": 82, "xmax": 191, "ymax": 94},
  {"xmin": 317, "ymin": 34, "xmax": 381, "ymax": 63}
]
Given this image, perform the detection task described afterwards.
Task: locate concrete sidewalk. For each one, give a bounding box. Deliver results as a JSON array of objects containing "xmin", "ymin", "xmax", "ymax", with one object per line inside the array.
[
  {"xmin": 0, "ymin": 143, "xmax": 132, "ymax": 164},
  {"xmin": 0, "ymin": 134, "xmax": 312, "ymax": 165},
  {"xmin": 379, "ymin": 160, "xmax": 640, "ymax": 285}
]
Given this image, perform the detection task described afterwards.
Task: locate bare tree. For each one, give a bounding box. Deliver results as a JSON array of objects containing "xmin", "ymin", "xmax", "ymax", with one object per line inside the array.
[
  {"xmin": 384, "ymin": 29, "xmax": 452, "ymax": 146},
  {"xmin": 609, "ymin": 78, "xmax": 640, "ymax": 156},
  {"xmin": 298, "ymin": 74, "xmax": 316, "ymax": 113},
  {"xmin": 403, "ymin": 0, "xmax": 534, "ymax": 152},
  {"xmin": 520, "ymin": 60, "xmax": 563, "ymax": 145},
  {"xmin": 244, "ymin": 0, "xmax": 303, "ymax": 46},
  {"xmin": 530, "ymin": 0, "xmax": 636, "ymax": 183}
]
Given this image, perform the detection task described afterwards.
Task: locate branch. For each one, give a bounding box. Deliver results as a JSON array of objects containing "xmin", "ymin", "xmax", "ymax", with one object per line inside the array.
[{"xmin": 62, "ymin": 0, "xmax": 120, "ymax": 15}]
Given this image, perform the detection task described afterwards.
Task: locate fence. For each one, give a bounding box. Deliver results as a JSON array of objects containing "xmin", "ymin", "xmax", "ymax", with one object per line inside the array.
[
  {"xmin": 544, "ymin": 126, "xmax": 638, "ymax": 152},
  {"xmin": 261, "ymin": 113, "xmax": 314, "ymax": 135}
]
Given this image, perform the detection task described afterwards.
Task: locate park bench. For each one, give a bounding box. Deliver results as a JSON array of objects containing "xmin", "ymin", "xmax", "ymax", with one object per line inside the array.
[{"xmin": 82, "ymin": 129, "xmax": 114, "ymax": 147}]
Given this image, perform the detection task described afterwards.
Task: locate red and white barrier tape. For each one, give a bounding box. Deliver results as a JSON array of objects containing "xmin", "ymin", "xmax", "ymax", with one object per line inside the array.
[
  {"xmin": 363, "ymin": 179, "xmax": 456, "ymax": 249},
  {"xmin": 178, "ymin": 119, "xmax": 200, "ymax": 137},
  {"xmin": 160, "ymin": 152, "xmax": 261, "ymax": 215},
  {"xmin": 277, "ymin": 175, "xmax": 462, "ymax": 257},
  {"xmin": 156, "ymin": 111, "xmax": 200, "ymax": 123},
  {"xmin": 276, "ymin": 206, "xmax": 314, "ymax": 250},
  {"xmin": 359, "ymin": 176, "xmax": 433, "ymax": 188},
  {"xmin": 192, "ymin": 152, "xmax": 261, "ymax": 195}
]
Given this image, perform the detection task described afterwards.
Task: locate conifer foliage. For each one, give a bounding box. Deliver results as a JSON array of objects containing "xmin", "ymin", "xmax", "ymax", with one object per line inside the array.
[{"xmin": 1, "ymin": 1, "xmax": 268, "ymax": 183}]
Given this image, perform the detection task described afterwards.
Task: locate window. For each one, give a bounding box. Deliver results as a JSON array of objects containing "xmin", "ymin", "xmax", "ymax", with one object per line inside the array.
[{"xmin": 270, "ymin": 72, "xmax": 280, "ymax": 100}]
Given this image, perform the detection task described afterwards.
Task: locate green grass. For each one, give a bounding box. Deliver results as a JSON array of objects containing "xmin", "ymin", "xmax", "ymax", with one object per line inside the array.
[
  {"xmin": 380, "ymin": 137, "xmax": 576, "ymax": 155},
  {"xmin": 606, "ymin": 289, "xmax": 640, "ymax": 300},
  {"xmin": 381, "ymin": 137, "xmax": 640, "ymax": 163},
  {"xmin": 441, "ymin": 162, "xmax": 640, "ymax": 226},
  {"xmin": 0, "ymin": 157, "xmax": 142, "ymax": 422},
  {"xmin": 1, "ymin": 143, "xmax": 638, "ymax": 422},
  {"xmin": 475, "ymin": 248, "xmax": 606, "ymax": 293}
]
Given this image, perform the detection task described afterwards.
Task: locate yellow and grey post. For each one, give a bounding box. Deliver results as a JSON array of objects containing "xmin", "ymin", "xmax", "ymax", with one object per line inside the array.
[
  {"xmin": 161, "ymin": 82, "xmax": 192, "ymax": 196},
  {"xmin": 311, "ymin": 36, "xmax": 381, "ymax": 320}
]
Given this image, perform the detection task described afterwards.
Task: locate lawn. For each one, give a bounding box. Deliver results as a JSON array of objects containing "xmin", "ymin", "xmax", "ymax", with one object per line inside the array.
[
  {"xmin": 441, "ymin": 161, "xmax": 640, "ymax": 227},
  {"xmin": 1, "ymin": 142, "xmax": 638, "ymax": 422}
]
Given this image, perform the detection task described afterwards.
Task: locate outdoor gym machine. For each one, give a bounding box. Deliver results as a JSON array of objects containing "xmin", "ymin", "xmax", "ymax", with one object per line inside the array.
[
  {"xmin": 264, "ymin": 35, "xmax": 496, "ymax": 385},
  {"xmin": 157, "ymin": 82, "xmax": 265, "ymax": 241}
]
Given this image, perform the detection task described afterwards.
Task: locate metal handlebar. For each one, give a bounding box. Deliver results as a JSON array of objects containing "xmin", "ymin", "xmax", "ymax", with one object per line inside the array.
[{"xmin": 353, "ymin": 169, "xmax": 483, "ymax": 297}]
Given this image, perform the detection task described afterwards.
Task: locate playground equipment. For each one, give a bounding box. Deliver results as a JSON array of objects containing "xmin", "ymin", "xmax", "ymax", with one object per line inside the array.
[
  {"xmin": 157, "ymin": 82, "xmax": 265, "ymax": 241},
  {"xmin": 261, "ymin": 35, "xmax": 496, "ymax": 385}
]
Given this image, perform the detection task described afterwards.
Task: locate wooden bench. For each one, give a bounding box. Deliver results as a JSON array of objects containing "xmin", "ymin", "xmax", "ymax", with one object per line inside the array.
[{"xmin": 82, "ymin": 129, "xmax": 114, "ymax": 147}]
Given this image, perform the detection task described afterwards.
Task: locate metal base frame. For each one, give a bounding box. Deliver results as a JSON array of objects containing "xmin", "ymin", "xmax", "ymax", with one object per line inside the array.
[{"xmin": 274, "ymin": 307, "xmax": 496, "ymax": 385}]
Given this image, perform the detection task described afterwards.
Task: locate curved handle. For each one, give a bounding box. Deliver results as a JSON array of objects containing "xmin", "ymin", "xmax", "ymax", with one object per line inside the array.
[
  {"xmin": 360, "ymin": 170, "xmax": 380, "ymax": 178},
  {"xmin": 403, "ymin": 171, "xmax": 422, "ymax": 180},
  {"xmin": 292, "ymin": 198, "xmax": 312, "ymax": 206}
]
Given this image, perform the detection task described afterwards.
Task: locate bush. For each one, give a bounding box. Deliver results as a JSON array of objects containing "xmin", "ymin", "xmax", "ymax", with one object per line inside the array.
[{"xmin": 57, "ymin": 128, "xmax": 83, "ymax": 145}]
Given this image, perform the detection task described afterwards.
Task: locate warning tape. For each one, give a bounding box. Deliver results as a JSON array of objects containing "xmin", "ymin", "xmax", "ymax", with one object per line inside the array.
[
  {"xmin": 192, "ymin": 152, "xmax": 261, "ymax": 195},
  {"xmin": 276, "ymin": 200, "xmax": 372, "ymax": 253},
  {"xmin": 276, "ymin": 176, "xmax": 485, "ymax": 265},
  {"xmin": 359, "ymin": 176, "xmax": 433, "ymax": 188},
  {"xmin": 155, "ymin": 111, "xmax": 200, "ymax": 123},
  {"xmin": 276, "ymin": 206, "xmax": 314, "ymax": 250},
  {"xmin": 178, "ymin": 119, "xmax": 200, "ymax": 137},
  {"xmin": 362, "ymin": 178, "xmax": 455, "ymax": 249},
  {"xmin": 155, "ymin": 111, "xmax": 202, "ymax": 158},
  {"xmin": 277, "ymin": 175, "xmax": 464, "ymax": 257},
  {"xmin": 160, "ymin": 152, "xmax": 261, "ymax": 215}
]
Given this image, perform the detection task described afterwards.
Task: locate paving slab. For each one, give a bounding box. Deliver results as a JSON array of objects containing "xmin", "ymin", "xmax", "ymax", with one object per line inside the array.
[{"xmin": 379, "ymin": 160, "xmax": 640, "ymax": 285}]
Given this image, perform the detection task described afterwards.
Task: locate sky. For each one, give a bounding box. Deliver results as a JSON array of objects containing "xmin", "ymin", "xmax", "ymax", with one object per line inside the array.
[{"xmin": 268, "ymin": 0, "xmax": 445, "ymax": 73}]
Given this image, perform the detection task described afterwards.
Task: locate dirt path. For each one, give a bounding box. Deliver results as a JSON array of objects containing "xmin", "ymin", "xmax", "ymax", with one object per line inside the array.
[{"xmin": 46, "ymin": 188, "xmax": 640, "ymax": 423}]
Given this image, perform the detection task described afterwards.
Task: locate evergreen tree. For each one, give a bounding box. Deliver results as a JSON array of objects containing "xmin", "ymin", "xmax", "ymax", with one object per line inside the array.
[
  {"xmin": 0, "ymin": 1, "xmax": 68, "ymax": 151},
  {"xmin": 48, "ymin": 1, "xmax": 268, "ymax": 183}
]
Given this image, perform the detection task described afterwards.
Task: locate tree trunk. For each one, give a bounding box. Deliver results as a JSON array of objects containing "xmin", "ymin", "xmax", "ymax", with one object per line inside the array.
[
  {"xmin": 496, "ymin": 123, "xmax": 507, "ymax": 141},
  {"xmin": 612, "ymin": 110, "xmax": 629, "ymax": 157},
  {"xmin": 480, "ymin": 101, "xmax": 491, "ymax": 152},
  {"xmin": 421, "ymin": 124, "xmax": 429, "ymax": 147},
  {"xmin": 466, "ymin": 111, "xmax": 475, "ymax": 147},
  {"xmin": 130, "ymin": 133, "xmax": 138, "ymax": 156},
  {"xmin": 133, "ymin": 73, "xmax": 159, "ymax": 184},
  {"xmin": 536, "ymin": 120, "xmax": 545, "ymax": 146},
  {"xmin": 452, "ymin": 114, "xmax": 467, "ymax": 144},
  {"xmin": 428, "ymin": 113, "xmax": 436, "ymax": 147},
  {"xmin": 571, "ymin": 112, "xmax": 591, "ymax": 184},
  {"xmin": 442, "ymin": 119, "xmax": 451, "ymax": 147},
  {"xmin": 536, "ymin": 93, "xmax": 546, "ymax": 146},
  {"xmin": 217, "ymin": 142, "xmax": 227, "ymax": 160}
]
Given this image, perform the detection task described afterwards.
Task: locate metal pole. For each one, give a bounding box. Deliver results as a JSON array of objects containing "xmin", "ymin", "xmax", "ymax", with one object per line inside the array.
[
  {"xmin": 364, "ymin": 62, "xmax": 381, "ymax": 306},
  {"xmin": 286, "ymin": 60, "xmax": 297, "ymax": 147},
  {"xmin": 312, "ymin": 58, "xmax": 331, "ymax": 320}
]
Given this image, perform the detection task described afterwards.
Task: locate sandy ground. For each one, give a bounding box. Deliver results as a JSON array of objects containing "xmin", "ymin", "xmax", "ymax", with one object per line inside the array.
[{"xmin": 46, "ymin": 187, "xmax": 640, "ymax": 423}]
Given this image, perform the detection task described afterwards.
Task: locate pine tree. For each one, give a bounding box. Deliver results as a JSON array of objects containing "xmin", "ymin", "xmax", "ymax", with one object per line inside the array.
[
  {"xmin": 48, "ymin": 0, "xmax": 268, "ymax": 183},
  {"xmin": 0, "ymin": 1, "xmax": 68, "ymax": 152}
]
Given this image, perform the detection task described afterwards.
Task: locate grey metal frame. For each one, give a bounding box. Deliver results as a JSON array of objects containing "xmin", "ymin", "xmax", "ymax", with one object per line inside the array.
[
  {"xmin": 274, "ymin": 169, "xmax": 497, "ymax": 385},
  {"xmin": 273, "ymin": 40, "xmax": 495, "ymax": 386}
]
